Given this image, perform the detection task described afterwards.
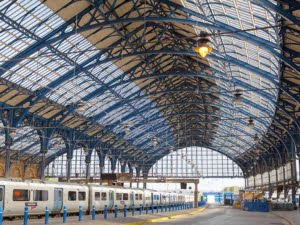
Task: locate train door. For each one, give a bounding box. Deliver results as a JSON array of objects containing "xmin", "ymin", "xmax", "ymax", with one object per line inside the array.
[
  {"xmin": 0, "ymin": 186, "xmax": 4, "ymax": 210},
  {"xmin": 108, "ymin": 191, "xmax": 114, "ymax": 209},
  {"xmin": 130, "ymin": 191, "xmax": 134, "ymax": 207},
  {"xmin": 53, "ymin": 188, "xmax": 63, "ymax": 212}
]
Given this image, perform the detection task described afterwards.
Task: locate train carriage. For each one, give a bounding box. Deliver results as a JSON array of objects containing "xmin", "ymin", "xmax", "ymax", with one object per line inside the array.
[{"xmin": 0, "ymin": 179, "xmax": 193, "ymax": 218}]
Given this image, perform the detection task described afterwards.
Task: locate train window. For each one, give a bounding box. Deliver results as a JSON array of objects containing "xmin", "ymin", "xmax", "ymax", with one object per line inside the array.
[
  {"xmin": 0, "ymin": 189, "xmax": 2, "ymax": 201},
  {"xmin": 135, "ymin": 194, "xmax": 139, "ymax": 200},
  {"xmin": 101, "ymin": 192, "xmax": 107, "ymax": 200},
  {"xmin": 78, "ymin": 192, "xmax": 86, "ymax": 201},
  {"xmin": 123, "ymin": 193, "xmax": 128, "ymax": 200},
  {"xmin": 139, "ymin": 194, "xmax": 143, "ymax": 200},
  {"xmin": 95, "ymin": 192, "xmax": 100, "ymax": 201},
  {"xmin": 68, "ymin": 191, "xmax": 76, "ymax": 201},
  {"xmin": 13, "ymin": 189, "xmax": 29, "ymax": 201},
  {"xmin": 33, "ymin": 190, "xmax": 48, "ymax": 201},
  {"xmin": 116, "ymin": 193, "xmax": 122, "ymax": 200}
]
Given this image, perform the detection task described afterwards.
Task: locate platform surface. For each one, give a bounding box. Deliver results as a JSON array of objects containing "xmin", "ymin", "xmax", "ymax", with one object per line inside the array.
[{"xmin": 2, "ymin": 205, "xmax": 295, "ymax": 225}]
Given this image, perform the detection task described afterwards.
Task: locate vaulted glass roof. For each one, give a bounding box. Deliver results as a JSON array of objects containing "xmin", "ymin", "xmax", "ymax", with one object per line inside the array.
[{"xmin": 0, "ymin": 0, "xmax": 298, "ymax": 172}]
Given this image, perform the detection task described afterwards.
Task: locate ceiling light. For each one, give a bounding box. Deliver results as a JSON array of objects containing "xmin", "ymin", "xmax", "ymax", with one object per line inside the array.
[
  {"xmin": 233, "ymin": 89, "xmax": 243, "ymax": 105},
  {"xmin": 247, "ymin": 117, "xmax": 255, "ymax": 129},
  {"xmin": 124, "ymin": 124, "xmax": 130, "ymax": 134},
  {"xmin": 195, "ymin": 32, "xmax": 213, "ymax": 58},
  {"xmin": 10, "ymin": 128, "xmax": 17, "ymax": 138},
  {"xmin": 152, "ymin": 137, "xmax": 158, "ymax": 146},
  {"xmin": 76, "ymin": 101, "xmax": 85, "ymax": 113}
]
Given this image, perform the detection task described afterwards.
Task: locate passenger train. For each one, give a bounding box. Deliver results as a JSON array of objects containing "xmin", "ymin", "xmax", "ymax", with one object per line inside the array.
[{"xmin": 0, "ymin": 179, "xmax": 193, "ymax": 217}]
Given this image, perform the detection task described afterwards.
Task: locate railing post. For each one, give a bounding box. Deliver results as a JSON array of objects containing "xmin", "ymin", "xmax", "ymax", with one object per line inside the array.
[
  {"xmin": 0, "ymin": 207, "xmax": 3, "ymax": 225},
  {"xmin": 45, "ymin": 207, "xmax": 49, "ymax": 225},
  {"xmin": 78, "ymin": 206, "xmax": 83, "ymax": 221},
  {"xmin": 151, "ymin": 204, "xmax": 154, "ymax": 214},
  {"xmin": 156, "ymin": 204, "xmax": 159, "ymax": 213},
  {"xmin": 92, "ymin": 205, "xmax": 96, "ymax": 220},
  {"xmin": 63, "ymin": 206, "xmax": 67, "ymax": 223},
  {"xmin": 124, "ymin": 205, "xmax": 127, "ymax": 218},
  {"xmin": 139, "ymin": 204, "xmax": 142, "ymax": 215},
  {"xmin": 161, "ymin": 205, "xmax": 163, "ymax": 212},
  {"xmin": 132, "ymin": 204, "xmax": 135, "ymax": 216},
  {"xmin": 23, "ymin": 207, "xmax": 28, "ymax": 225},
  {"xmin": 114, "ymin": 205, "xmax": 118, "ymax": 218},
  {"xmin": 146, "ymin": 204, "xmax": 148, "ymax": 214},
  {"xmin": 104, "ymin": 205, "xmax": 107, "ymax": 220}
]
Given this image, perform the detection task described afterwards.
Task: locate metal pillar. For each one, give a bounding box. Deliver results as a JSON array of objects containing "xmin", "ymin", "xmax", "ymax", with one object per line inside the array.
[
  {"xmin": 268, "ymin": 172, "xmax": 272, "ymax": 199},
  {"xmin": 66, "ymin": 157, "xmax": 72, "ymax": 183},
  {"xmin": 85, "ymin": 162, "xmax": 90, "ymax": 180},
  {"xmin": 40, "ymin": 153, "xmax": 46, "ymax": 181},
  {"xmin": 275, "ymin": 168, "xmax": 279, "ymax": 200},
  {"xmin": 291, "ymin": 159, "xmax": 297, "ymax": 208},
  {"xmin": 4, "ymin": 142, "xmax": 11, "ymax": 177},
  {"xmin": 99, "ymin": 165, "xmax": 103, "ymax": 185},
  {"xmin": 283, "ymin": 166, "xmax": 287, "ymax": 202},
  {"xmin": 194, "ymin": 182, "xmax": 198, "ymax": 208}
]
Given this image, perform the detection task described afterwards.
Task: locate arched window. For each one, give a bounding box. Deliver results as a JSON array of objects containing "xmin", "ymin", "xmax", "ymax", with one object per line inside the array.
[{"xmin": 149, "ymin": 147, "xmax": 243, "ymax": 178}]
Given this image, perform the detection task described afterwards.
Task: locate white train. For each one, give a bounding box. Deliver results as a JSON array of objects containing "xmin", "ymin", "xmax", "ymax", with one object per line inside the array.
[{"xmin": 0, "ymin": 179, "xmax": 193, "ymax": 217}]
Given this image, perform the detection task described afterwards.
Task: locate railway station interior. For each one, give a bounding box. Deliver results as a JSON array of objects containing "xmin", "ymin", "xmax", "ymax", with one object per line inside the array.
[{"xmin": 0, "ymin": 0, "xmax": 300, "ymax": 224}]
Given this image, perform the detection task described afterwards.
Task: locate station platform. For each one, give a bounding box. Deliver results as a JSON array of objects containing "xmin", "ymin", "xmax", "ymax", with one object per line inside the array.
[
  {"xmin": 2, "ymin": 207, "xmax": 204, "ymax": 225},
  {"xmin": 2, "ymin": 205, "xmax": 296, "ymax": 225}
]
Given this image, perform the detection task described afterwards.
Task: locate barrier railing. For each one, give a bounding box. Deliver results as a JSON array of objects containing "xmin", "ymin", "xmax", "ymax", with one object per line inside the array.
[{"xmin": 0, "ymin": 202, "xmax": 195, "ymax": 224}]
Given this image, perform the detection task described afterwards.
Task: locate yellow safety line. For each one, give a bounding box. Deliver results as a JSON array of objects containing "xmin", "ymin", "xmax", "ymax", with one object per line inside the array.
[{"xmin": 125, "ymin": 207, "xmax": 206, "ymax": 225}]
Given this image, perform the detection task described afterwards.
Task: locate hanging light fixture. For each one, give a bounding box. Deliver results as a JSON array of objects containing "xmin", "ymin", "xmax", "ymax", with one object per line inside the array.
[
  {"xmin": 232, "ymin": 89, "xmax": 243, "ymax": 105},
  {"xmin": 194, "ymin": 32, "xmax": 213, "ymax": 58},
  {"xmin": 10, "ymin": 128, "xmax": 17, "ymax": 138},
  {"xmin": 254, "ymin": 134, "xmax": 259, "ymax": 143},
  {"xmin": 152, "ymin": 137, "xmax": 158, "ymax": 146},
  {"xmin": 247, "ymin": 117, "xmax": 255, "ymax": 129},
  {"xmin": 76, "ymin": 101, "xmax": 85, "ymax": 113},
  {"xmin": 124, "ymin": 124, "xmax": 130, "ymax": 134}
]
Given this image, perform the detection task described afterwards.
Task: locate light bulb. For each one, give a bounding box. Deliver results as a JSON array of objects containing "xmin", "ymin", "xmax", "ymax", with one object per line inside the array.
[{"xmin": 195, "ymin": 45, "xmax": 212, "ymax": 58}]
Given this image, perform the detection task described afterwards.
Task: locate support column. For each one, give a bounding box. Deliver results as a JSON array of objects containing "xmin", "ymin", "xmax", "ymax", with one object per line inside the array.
[
  {"xmin": 4, "ymin": 141, "xmax": 11, "ymax": 177},
  {"xmin": 99, "ymin": 165, "xmax": 103, "ymax": 185},
  {"xmin": 194, "ymin": 181, "xmax": 199, "ymax": 208},
  {"xmin": 40, "ymin": 153, "xmax": 46, "ymax": 181},
  {"xmin": 136, "ymin": 167, "xmax": 141, "ymax": 189},
  {"xmin": 85, "ymin": 160, "xmax": 91, "ymax": 181},
  {"xmin": 283, "ymin": 165, "xmax": 287, "ymax": 202},
  {"xmin": 291, "ymin": 159, "xmax": 297, "ymax": 209},
  {"xmin": 66, "ymin": 157, "xmax": 72, "ymax": 183},
  {"xmin": 275, "ymin": 168, "xmax": 279, "ymax": 200},
  {"xmin": 268, "ymin": 172, "xmax": 272, "ymax": 199}
]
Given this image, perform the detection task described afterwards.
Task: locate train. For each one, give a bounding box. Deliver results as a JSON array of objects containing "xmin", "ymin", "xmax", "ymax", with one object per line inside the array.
[{"xmin": 0, "ymin": 179, "xmax": 194, "ymax": 217}]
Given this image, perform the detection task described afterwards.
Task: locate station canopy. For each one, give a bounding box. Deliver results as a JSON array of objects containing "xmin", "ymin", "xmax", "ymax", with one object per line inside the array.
[{"xmin": 0, "ymin": 0, "xmax": 299, "ymax": 172}]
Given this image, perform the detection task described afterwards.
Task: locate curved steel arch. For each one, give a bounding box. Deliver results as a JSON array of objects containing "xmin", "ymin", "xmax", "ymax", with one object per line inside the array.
[{"xmin": 147, "ymin": 145, "xmax": 247, "ymax": 175}]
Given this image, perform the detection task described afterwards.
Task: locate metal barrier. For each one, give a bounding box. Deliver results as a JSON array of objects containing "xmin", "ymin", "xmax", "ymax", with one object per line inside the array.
[
  {"xmin": 78, "ymin": 206, "xmax": 82, "ymax": 221},
  {"xmin": 63, "ymin": 206, "xmax": 67, "ymax": 223},
  {"xmin": 0, "ymin": 200, "xmax": 196, "ymax": 225},
  {"xmin": 23, "ymin": 207, "xmax": 28, "ymax": 225},
  {"xmin": 104, "ymin": 205, "xmax": 108, "ymax": 219},
  {"xmin": 0, "ymin": 207, "xmax": 2, "ymax": 225},
  {"xmin": 92, "ymin": 205, "xmax": 96, "ymax": 220},
  {"xmin": 132, "ymin": 204, "xmax": 135, "ymax": 216},
  {"xmin": 114, "ymin": 205, "xmax": 118, "ymax": 218},
  {"xmin": 45, "ymin": 207, "xmax": 49, "ymax": 225}
]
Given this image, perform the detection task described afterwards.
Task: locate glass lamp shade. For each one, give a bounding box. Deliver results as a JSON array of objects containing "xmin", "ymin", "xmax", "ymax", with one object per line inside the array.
[{"xmin": 195, "ymin": 44, "xmax": 213, "ymax": 57}]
